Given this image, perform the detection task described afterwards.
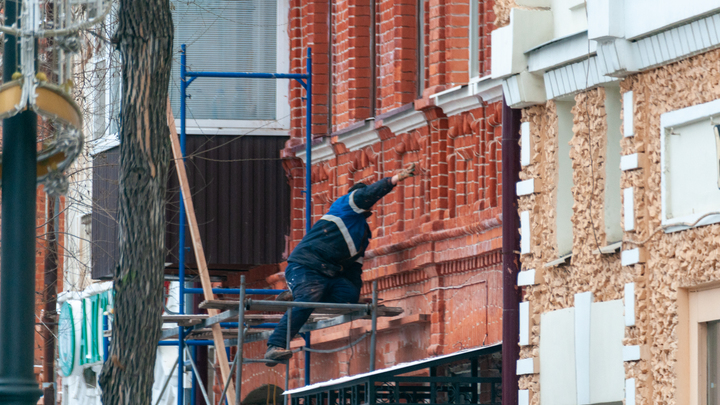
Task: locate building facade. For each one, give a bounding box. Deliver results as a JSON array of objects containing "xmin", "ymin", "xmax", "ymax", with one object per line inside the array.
[
  {"xmin": 492, "ymin": 0, "xmax": 720, "ymax": 404},
  {"xmin": 235, "ymin": 0, "xmax": 510, "ymax": 397}
]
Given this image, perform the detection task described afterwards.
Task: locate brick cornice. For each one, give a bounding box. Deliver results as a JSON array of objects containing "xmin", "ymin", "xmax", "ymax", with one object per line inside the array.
[
  {"xmin": 365, "ymin": 214, "xmax": 502, "ymax": 259},
  {"xmin": 438, "ymin": 250, "xmax": 502, "ymax": 276}
]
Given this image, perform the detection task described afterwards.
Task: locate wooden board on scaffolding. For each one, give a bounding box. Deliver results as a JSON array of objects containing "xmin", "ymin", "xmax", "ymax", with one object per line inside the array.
[
  {"xmin": 167, "ymin": 102, "xmax": 237, "ymax": 405},
  {"xmin": 199, "ymin": 299, "xmax": 403, "ymax": 317}
]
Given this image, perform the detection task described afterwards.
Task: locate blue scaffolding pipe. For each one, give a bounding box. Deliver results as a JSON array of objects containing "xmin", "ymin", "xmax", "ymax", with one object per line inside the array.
[
  {"xmin": 102, "ymin": 314, "xmax": 109, "ymax": 363},
  {"xmin": 304, "ymin": 333, "xmax": 311, "ymax": 385},
  {"xmin": 247, "ymin": 323, "xmax": 278, "ymax": 329},
  {"xmin": 218, "ymin": 322, "xmax": 278, "ymax": 329},
  {"xmin": 304, "ymin": 49, "xmax": 313, "ymax": 386},
  {"xmin": 173, "ymin": 44, "xmax": 315, "ymax": 403},
  {"xmin": 178, "ymin": 43, "xmax": 188, "ymax": 405},
  {"xmin": 184, "ymin": 288, "xmax": 287, "ymax": 296},
  {"xmin": 186, "ymin": 71, "xmax": 309, "ymax": 80}
]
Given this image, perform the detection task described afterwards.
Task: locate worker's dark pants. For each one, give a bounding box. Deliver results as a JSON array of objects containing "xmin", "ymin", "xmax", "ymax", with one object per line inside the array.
[{"xmin": 267, "ymin": 262, "xmax": 361, "ymax": 349}]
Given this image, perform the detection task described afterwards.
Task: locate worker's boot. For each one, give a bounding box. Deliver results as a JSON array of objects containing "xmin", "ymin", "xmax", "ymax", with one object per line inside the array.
[
  {"xmin": 264, "ymin": 345, "xmax": 293, "ymax": 367},
  {"xmin": 275, "ymin": 290, "xmax": 293, "ymax": 302}
]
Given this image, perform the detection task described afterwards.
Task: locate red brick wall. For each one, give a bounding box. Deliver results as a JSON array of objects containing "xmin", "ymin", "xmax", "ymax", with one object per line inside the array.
[
  {"xmin": 377, "ymin": 0, "xmax": 418, "ymax": 114},
  {"xmin": 240, "ymin": 0, "xmax": 503, "ymax": 397},
  {"xmin": 478, "ymin": 0, "xmax": 496, "ymax": 77}
]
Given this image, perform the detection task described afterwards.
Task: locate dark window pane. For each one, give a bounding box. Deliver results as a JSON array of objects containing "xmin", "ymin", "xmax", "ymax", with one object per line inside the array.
[
  {"xmin": 709, "ymin": 320, "xmax": 720, "ymax": 405},
  {"xmin": 170, "ymin": 0, "xmax": 278, "ymax": 121}
]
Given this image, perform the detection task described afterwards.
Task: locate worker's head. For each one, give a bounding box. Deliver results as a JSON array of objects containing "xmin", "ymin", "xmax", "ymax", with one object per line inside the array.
[{"xmin": 349, "ymin": 182, "xmax": 367, "ymax": 193}]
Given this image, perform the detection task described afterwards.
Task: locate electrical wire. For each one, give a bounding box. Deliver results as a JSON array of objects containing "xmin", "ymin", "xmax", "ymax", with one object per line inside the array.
[{"xmin": 625, "ymin": 211, "xmax": 720, "ymax": 246}]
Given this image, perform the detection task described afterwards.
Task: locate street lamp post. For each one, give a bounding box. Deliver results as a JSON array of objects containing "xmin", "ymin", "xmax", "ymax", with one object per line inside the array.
[{"xmin": 0, "ymin": 0, "xmax": 43, "ymax": 402}]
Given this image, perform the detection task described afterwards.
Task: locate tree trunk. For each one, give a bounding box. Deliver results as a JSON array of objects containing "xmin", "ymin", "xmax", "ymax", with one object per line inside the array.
[
  {"xmin": 98, "ymin": 0, "xmax": 173, "ymax": 403},
  {"xmin": 43, "ymin": 196, "xmax": 58, "ymax": 405}
]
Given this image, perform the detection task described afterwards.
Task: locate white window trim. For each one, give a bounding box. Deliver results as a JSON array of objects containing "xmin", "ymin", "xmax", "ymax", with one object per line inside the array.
[
  {"xmin": 84, "ymin": 7, "xmax": 122, "ymax": 155},
  {"xmin": 660, "ymin": 99, "xmax": 720, "ymax": 232},
  {"xmin": 87, "ymin": 47, "xmax": 121, "ymax": 156},
  {"xmin": 179, "ymin": 0, "xmax": 291, "ymax": 136},
  {"xmin": 469, "ymin": 0, "xmax": 480, "ymax": 79}
]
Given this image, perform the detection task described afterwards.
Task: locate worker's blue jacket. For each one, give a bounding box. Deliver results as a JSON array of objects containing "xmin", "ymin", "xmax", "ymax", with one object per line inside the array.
[{"xmin": 287, "ymin": 177, "xmax": 396, "ymax": 279}]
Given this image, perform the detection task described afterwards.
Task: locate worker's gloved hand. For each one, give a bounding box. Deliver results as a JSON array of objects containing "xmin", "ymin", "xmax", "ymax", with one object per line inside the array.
[{"xmin": 397, "ymin": 163, "xmax": 416, "ymax": 182}]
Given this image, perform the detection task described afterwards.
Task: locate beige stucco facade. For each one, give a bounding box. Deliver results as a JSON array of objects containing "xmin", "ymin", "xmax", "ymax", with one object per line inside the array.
[{"xmin": 516, "ymin": 47, "xmax": 720, "ymax": 404}]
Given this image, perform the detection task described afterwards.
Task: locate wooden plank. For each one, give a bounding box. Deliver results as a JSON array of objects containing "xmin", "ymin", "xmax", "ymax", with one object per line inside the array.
[
  {"xmin": 162, "ymin": 314, "xmax": 209, "ymax": 327},
  {"xmin": 163, "ymin": 314, "xmax": 209, "ymax": 322},
  {"xmin": 167, "ymin": 102, "xmax": 236, "ymax": 405},
  {"xmin": 200, "ymin": 299, "xmax": 403, "ymax": 317}
]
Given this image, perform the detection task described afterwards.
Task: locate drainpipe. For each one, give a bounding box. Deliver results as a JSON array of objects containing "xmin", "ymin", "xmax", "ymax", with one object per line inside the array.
[{"xmin": 501, "ymin": 97, "xmax": 521, "ymax": 405}]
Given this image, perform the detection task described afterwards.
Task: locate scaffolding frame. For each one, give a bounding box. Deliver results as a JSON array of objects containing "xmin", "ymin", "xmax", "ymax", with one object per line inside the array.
[
  {"xmin": 190, "ymin": 276, "xmax": 387, "ymax": 405},
  {"xmin": 158, "ymin": 44, "xmax": 400, "ymax": 405},
  {"xmin": 157, "ymin": 43, "xmax": 315, "ymax": 405}
]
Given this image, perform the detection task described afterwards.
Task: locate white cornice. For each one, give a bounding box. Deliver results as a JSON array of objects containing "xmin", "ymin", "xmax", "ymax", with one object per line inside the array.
[
  {"xmin": 432, "ymin": 76, "xmax": 504, "ymax": 116},
  {"xmin": 501, "ymin": 11, "xmax": 720, "ymax": 107},
  {"xmin": 527, "ymin": 30, "xmax": 597, "ymax": 73},
  {"xmin": 295, "ymin": 137, "xmax": 336, "ymax": 164},
  {"xmin": 381, "ymin": 108, "xmax": 427, "ymax": 135},
  {"xmin": 473, "ymin": 76, "xmax": 504, "ymax": 104},
  {"xmin": 543, "ymin": 56, "xmax": 616, "ymax": 100},
  {"xmin": 431, "ymin": 85, "xmax": 480, "ymax": 117},
  {"xmin": 335, "ymin": 119, "xmax": 380, "ymax": 152}
]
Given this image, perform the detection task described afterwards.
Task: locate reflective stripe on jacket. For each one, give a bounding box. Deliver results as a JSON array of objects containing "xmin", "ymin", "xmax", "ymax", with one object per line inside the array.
[{"xmin": 287, "ymin": 177, "xmax": 396, "ymax": 278}]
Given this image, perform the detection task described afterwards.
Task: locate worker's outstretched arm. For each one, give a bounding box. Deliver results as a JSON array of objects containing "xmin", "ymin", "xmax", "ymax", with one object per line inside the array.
[{"xmin": 352, "ymin": 164, "xmax": 415, "ymax": 210}]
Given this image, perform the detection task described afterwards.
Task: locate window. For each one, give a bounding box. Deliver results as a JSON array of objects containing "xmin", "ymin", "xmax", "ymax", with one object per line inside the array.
[
  {"xmin": 108, "ymin": 51, "xmax": 121, "ymax": 136},
  {"xmin": 604, "ymin": 86, "xmax": 622, "ymax": 244},
  {"xmin": 715, "ymin": 125, "xmax": 720, "ymax": 189},
  {"xmin": 469, "ymin": 0, "xmax": 479, "ymax": 78},
  {"xmin": 660, "ymin": 99, "xmax": 720, "ymax": 232},
  {"xmin": 170, "ymin": 0, "xmax": 287, "ymax": 126},
  {"xmin": 93, "ymin": 60, "xmax": 106, "ymax": 141},
  {"xmin": 417, "ymin": 0, "xmax": 428, "ymax": 98},
  {"xmin": 556, "ymin": 100, "xmax": 575, "ymax": 257},
  {"xmin": 709, "ymin": 320, "xmax": 720, "ymax": 405}
]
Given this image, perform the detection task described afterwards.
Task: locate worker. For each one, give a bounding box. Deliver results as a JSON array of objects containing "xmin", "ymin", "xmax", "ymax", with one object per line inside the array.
[{"xmin": 264, "ymin": 164, "xmax": 416, "ymax": 365}]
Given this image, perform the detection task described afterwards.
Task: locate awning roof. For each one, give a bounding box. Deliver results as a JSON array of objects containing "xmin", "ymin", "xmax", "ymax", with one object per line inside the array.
[{"xmin": 284, "ymin": 342, "xmax": 502, "ymax": 396}]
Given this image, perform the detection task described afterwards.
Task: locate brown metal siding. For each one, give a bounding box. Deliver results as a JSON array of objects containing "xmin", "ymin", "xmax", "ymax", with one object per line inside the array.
[
  {"xmin": 91, "ymin": 146, "xmax": 120, "ymax": 280},
  {"xmin": 165, "ymin": 135, "xmax": 291, "ymax": 270},
  {"xmin": 90, "ymin": 135, "xmax": 290, "ymax": 280}
]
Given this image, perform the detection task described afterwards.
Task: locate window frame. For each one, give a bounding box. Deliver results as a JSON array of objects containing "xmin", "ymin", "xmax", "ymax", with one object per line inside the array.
[
  {"xmin": 468, "ymin": 0, "xmax": 480, "ymax": 79},
  {"xmin": 604, "ymin": 85, "xmax": 623, "ymax": 246},
  {"xmin": 175, "ymin": 0, "xmax": 291, "ymax": 136},
  {"xmin": 416, "ymin": 0, "xmax": 427, "ymax": 98},
  {"xmin": 660, "ymin": 99, "xmax": 720, "ymax": 233},
  {"xmin": 555, "ymin": 99, "xmax": 575, "ymax": 258}
]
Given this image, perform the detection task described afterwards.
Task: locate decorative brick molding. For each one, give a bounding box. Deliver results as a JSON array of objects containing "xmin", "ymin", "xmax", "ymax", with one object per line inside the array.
[
  {"xmin": 360, "ymin": 269, "xmax": 429, "ymax": 295},
  {"xmin": 438, "ymin": 250, "xmax": 502, "ymax": 276},
  {"xmin": 366, "ymin": 214, "xmax": 501, "ymax": 259},
  {"xmin": 360, "ymin": 249, "xmax": 501, "ymax": 297}
]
